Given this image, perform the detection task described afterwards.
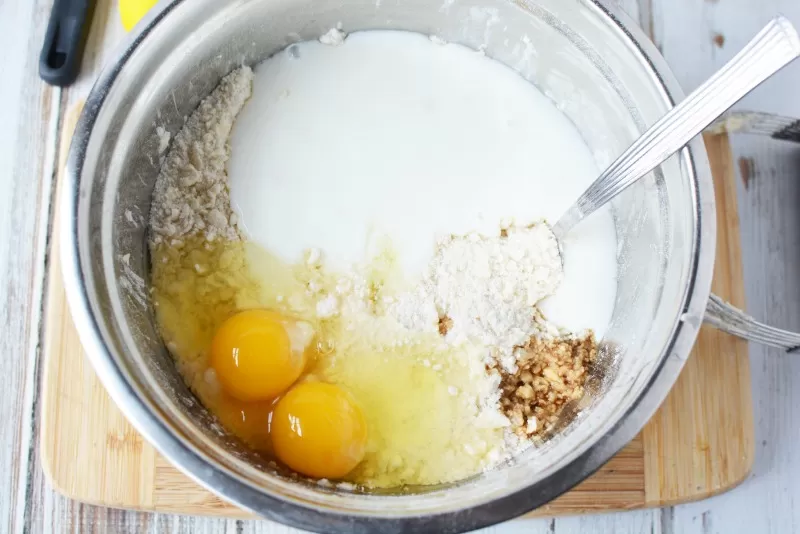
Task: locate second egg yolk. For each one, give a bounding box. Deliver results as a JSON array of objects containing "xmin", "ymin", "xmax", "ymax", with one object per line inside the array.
[
  {"xmin": 214, "ymin": 395, "xmax": 275, "ymax": 455},
  {"xmin": 209, "ymin": 310, "xmax": 309, "ymax": 402},
  {"xmin": 270, "ymin": 382, "xmax": 368, "ymax": 479}
]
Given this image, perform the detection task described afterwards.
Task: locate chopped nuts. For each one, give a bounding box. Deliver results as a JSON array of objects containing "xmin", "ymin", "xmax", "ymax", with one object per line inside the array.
[
  {"xmin": 515, "ymin": 384, "xmax": 534, "ymax": 400},
  {"xmin": 494, "ymin": 333, "xmax": 596, "ymax": 438},
  {"xmin": 438, "ymin": 315, "xmax": 453, "ymax": 336}
]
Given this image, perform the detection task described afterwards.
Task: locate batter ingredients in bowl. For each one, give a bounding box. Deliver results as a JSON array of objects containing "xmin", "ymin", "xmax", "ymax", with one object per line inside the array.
[{"xmin": 149, "ymin": 30, "xmax": 616, "ymax": 489}]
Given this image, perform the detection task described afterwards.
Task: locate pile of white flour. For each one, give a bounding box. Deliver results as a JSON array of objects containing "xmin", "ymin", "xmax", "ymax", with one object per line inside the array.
[
  {"xmin": 150, "ymin": 67, "xmax": 254, "ymax": 245},
  {"xmin": 388, "ymin": 225, "xmax": 564, "ymax": 371}
]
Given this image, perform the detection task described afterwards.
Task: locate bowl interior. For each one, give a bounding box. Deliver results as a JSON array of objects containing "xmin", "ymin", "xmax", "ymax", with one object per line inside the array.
[{"xmin": 72, "ymin": 0, "xmax": 700, "ymax": 523}]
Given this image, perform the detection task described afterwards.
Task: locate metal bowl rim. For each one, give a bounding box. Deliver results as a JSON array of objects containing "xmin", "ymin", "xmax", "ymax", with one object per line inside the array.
[{"xmin": 60, "ymin": 0, "xmax": 716, "ymax": 531}]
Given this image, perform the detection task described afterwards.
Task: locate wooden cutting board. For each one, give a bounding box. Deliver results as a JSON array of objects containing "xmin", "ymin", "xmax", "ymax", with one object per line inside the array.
[{"xmin": 40, "ymin": 104, "xmax": 753, "ymax": 518}]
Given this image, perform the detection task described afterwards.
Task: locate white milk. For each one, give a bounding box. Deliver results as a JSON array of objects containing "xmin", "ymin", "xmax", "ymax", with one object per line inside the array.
[{"xmin": 228, "ymin": 31, "xmax": 617, "ymax": 337}]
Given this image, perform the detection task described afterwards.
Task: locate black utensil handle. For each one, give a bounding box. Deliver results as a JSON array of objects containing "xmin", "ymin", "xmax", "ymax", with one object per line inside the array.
[{"xmin": 39, "ymin": 0, "xmax": 93, "ymax": 87}]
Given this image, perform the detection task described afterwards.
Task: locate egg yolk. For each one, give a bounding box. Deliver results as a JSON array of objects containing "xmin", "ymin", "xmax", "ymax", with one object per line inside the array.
[
  {"xmin": 270, "ymin": 382, "xmax": 368, "ymax": 479},
  {"xmin": 215, "ymin": 395, "xmax": 275, "ymax": 455},
  {"xmin": 209, "ymin": 310, "xmax": 308, "ymax": 402}
]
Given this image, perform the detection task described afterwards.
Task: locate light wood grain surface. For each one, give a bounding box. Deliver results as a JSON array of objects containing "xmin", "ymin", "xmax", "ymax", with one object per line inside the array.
[{"xmin": 4, "ymin": 0, "xmax": 800, "ymax": 532}]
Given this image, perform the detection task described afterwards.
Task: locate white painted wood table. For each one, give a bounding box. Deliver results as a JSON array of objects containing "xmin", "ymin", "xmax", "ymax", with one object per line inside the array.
[{"xmin": 2, "ymin": 0, "xmax": 799, "ymax": 532}]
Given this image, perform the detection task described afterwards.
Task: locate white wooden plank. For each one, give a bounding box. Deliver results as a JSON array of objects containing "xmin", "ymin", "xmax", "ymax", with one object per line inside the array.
[{"xmin": 0, "ymin": 0, "xmax": 60, "ymax": 531}]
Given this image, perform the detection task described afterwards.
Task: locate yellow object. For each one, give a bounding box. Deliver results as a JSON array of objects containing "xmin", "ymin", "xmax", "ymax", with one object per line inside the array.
[
  {"xmin": 119, "ymin": 0, "xmax": 159, "ymax": 32},
  {"xmin": 209, "ymin": 309, "xmax": 306, "ymax": 402},
  {"xmin": 215, "ymin": 395, "xmax": 275, "ymax": 454},
  {"xmin": 270, "ymin": 382, "xmax": 368, "ymax": 479}
]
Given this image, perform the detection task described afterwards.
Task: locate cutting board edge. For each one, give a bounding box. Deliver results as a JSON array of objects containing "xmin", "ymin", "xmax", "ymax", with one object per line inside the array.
[{"xmin": 41, "ymin": 476, "xmax": 752, "ymax": 521}]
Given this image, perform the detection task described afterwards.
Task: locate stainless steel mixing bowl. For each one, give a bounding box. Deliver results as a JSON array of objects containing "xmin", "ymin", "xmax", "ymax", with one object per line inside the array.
[{"xmin": 62, "ymin": 0, "xmax": 718, "ymax": 531}]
